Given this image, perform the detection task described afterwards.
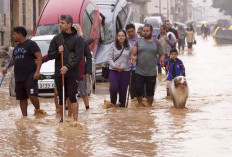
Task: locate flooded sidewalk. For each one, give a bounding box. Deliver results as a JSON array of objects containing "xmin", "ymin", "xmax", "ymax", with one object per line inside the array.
[{"xmin": 0, "ymin": 36, "xmax": 232, "ymax": 157}]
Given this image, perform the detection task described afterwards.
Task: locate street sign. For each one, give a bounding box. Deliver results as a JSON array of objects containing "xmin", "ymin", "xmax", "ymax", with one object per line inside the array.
[{"xmin": 0, "ymin": 0, "xmax": 9, "ymax": 14}]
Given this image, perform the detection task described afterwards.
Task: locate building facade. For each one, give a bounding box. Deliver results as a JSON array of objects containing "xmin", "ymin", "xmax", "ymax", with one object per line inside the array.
[
  {"xmin": 146, "ymin": 0, "xmax": 202, "ymax": 23},
  {"xmin": 0, "ymin": 0, "xmax": 48, "ymax": 47}
]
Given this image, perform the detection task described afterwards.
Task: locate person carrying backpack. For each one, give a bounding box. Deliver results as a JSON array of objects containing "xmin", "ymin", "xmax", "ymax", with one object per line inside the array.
[
  {"xmin": 157, "ymin": 24, "xmax": 175, "ymax": 74},
  {"xmin": 130, "ymin": 24, "xmax": 164, "ymax": 107}
]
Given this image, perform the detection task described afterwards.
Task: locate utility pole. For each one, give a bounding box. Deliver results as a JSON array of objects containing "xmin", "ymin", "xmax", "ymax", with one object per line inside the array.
[{"xmin": 159, "ymin": 0, "xmax": 161, "ymax": 14}]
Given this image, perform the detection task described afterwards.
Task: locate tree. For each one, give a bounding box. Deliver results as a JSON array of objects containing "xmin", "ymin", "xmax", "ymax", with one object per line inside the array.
[{"xmin": 212, "ymin": 0, "xmax": 232, "ymax": 16}]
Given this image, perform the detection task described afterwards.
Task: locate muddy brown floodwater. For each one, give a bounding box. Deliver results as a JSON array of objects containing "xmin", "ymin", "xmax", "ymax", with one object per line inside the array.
[{"xmin": 0, "ymin": 36, "xmax": 232, "ymax": 157}]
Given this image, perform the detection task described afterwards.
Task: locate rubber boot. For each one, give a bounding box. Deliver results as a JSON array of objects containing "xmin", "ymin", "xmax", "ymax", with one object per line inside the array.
[{"xmin": 147, "ymin": 96, "xmax": 153, "ymax": 107}]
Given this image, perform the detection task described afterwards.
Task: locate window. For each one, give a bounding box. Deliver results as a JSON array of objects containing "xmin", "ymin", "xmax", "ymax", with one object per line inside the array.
[
  {"xmin": 82, "ymin": 11, "xmax": 92, "ymax": 38},
  {"xmin": 82, "ymin": 3, "xmax": 96, "ymax": 39},
  {"xmin": 86, "ymin": 3, "xmax": 95, "ymax": 22},
  {"xmin": 118, "ymin": 9, "xmax": 127, "ymax": 28},
  {"xmin": 22, "ymin": 0, "xmax": 26, "ymax": 26}
]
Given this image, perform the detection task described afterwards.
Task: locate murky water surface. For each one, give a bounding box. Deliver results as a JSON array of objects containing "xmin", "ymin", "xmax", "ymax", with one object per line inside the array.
[{"xmin": 0, "ymin": 36, "xmax": 232, "ymax": 157}]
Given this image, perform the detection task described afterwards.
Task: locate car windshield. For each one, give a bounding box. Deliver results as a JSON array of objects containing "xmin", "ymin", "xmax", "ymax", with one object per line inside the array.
[
  {"xmin": 35, "ymin": 24, "xmax": 60, "ymax": 36},
  {"xmin": 34, "ymin": 40, "xmax": 51, "ymax": 57},
  {"xmin": 35, "ymin": 23, "xmax": 80, "ymax": 36},
  {"xmin": 98, "ymin": 5, "xmax": 114, "ymax": 44}
]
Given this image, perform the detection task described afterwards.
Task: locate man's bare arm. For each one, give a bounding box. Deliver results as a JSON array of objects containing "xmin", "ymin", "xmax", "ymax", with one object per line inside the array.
[
  {"xmin": 130, "ymin": 45, "xmax": 138, "ymax": 66},
  {"xmin": 34, "ymin": 51, "xmax": 42, "ymax": 80},
  {"xmin": 1, "ymin": 57, "xmax": 15, "ymax": 74}
]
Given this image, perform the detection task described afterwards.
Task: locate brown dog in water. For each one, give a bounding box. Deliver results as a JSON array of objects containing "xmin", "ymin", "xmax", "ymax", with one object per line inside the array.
[{"xmin": 170, "ymin": 76, "xmax": 189, "ymax": 108}]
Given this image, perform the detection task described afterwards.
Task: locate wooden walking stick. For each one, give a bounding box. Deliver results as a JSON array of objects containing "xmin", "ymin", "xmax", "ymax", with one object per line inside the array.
[{"xmin": 126, "ymin": 69, "xmax": 132, "ymax": 108}]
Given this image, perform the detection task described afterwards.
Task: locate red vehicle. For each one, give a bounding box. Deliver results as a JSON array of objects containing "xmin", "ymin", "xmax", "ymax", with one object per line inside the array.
[
  {"xmin": 33, "ymin": 0, "xmax": 102, "ymax": 92},
  {"xmin": 33, "ymin": 0, "xmax": 102, "ymax": 58}
]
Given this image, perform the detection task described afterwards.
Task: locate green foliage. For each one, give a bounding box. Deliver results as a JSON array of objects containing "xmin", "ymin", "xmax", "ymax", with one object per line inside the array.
[{"xmin": 212, "ymin": 0, "xmax": 232, "ymax": 16}]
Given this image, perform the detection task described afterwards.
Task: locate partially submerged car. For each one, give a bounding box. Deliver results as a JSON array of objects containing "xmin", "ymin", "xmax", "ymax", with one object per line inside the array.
[{"xmin": 33, "ymin": 0, "xmax": 101, "ymax": 90}]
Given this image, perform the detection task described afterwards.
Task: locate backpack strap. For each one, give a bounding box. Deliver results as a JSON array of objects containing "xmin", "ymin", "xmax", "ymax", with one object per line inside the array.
[
  {"xmin": 153, "ymin": 37, "xmax": 159, "ymax": 48},
  {"xmin": 166, "ymin": 59, "xmax": 170, "ymax": 70}
]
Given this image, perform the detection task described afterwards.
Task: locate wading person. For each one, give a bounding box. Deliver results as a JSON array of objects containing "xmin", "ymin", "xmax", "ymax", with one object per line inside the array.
[
  {"xmin": 48, "ymin": 15, "xmax": 84, "ymax": 122},
  {"xmin": 185, "ymin": 24, "xmax": 195, "ymax": 54},
  {"xmin": 125, "ymin": 23, "xmax": 140, "ymax": 100},
  {"xmin": 2, "ymin": 26, "xmax": 43, "ymax": 116},
  {"xmin": 177, "ymin": 25, "xmax": 186, "ymax": 53},
  {"xmin": 157, "ymin": 24, "xmax": 175, "ymax": 74},
  {"xmin": 158, "ymin": 48, "xmax": 185, "ymax": 96},
  {"xmin": 108, "ymin": 30, "xmax": 132, "ymax": 107},
  {"xmin": 130, "ymin": 24, "xmax": 164, "ymax": 107},
  {"xmin": 74, "ymin": 25, "xmax": 92, "ymax": 110}
]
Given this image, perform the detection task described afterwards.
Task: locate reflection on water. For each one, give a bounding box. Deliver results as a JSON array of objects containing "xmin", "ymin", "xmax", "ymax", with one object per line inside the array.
[{"xmin": 1, "ymin": 36, "xmax": 232, "ymax": 156}]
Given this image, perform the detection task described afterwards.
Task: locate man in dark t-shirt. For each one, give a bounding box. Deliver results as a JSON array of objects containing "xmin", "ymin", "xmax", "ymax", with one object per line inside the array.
[{"xmin": 2, "ymin": 26, "xmax": 43, "ymax": 116}]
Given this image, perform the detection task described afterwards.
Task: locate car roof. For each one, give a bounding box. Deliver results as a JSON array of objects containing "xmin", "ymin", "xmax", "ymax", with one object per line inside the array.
[
  {"xmin": 95, "ymin": 0, "xmax": 118, "ymax": 5},
  {"xmin": 38, "ymin": 0, "xmax": 84, "ymax": 25},
  {"xmin": 31, "ymin": 35, "xmax": 55, "ymax": 41}
]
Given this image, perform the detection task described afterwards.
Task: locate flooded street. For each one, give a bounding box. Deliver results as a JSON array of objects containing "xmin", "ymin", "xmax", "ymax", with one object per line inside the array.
[{"xmin": 1, "ymin": 36, "xmax": 232, "ymax": 157}]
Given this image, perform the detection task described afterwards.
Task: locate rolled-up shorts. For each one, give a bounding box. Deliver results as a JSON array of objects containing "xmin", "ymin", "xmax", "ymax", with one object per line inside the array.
[
  {"xmin": 55, "ymin": 76, "xmax": 78, "ymax": 105},
  {"xmin": 78, "ymin": 75, "xmax": 87, "ymax": 97},
  {"xmin": 15, "ymin": 73, "xmax": 38, "ymax": 100}
]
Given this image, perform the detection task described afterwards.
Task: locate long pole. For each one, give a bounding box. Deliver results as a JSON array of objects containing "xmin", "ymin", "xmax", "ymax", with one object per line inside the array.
[
  {"xmin": 159, "ymin": 0, "xmax": 161, "ymax": 14},
  {"xmin": 0, "ymin": 55, "xmax": 13, "ymax": 87},
  {"xmin": 126, "ymin": 69, "xmax": 132, "ymax": 108},
  {"xmin": 61, "ymin": 51, "xmax": 65, "ymax": 121}
]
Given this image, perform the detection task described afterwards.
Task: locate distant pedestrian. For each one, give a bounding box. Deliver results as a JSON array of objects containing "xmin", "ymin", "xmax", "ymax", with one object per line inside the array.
[
  {"xmin": 108, "ymin": 30, "xmax": 132, "ymax": 107},
  {"xmin": 177, "ymin": 25, "xmax": 185, "ymax": 53},
  {"xmin": 201, "ymin": 24, "xmax": 205, "ymax": 35},
  {"xmin": 2, "ymin": 26, "xmax": 44, "ymax": 116},
  {"xmin": 185, "ymin": 24, "xmax": 195, "ymax": 54},
  {"xmin": 130, "ymin": 24, "xmax": 164, "ymax": 106}
]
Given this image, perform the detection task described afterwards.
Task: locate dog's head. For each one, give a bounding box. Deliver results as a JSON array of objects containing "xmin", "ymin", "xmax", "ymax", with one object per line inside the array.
[{"xmin": 174, "ymin": 76, "xmax": 188, "ymax": 88}]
